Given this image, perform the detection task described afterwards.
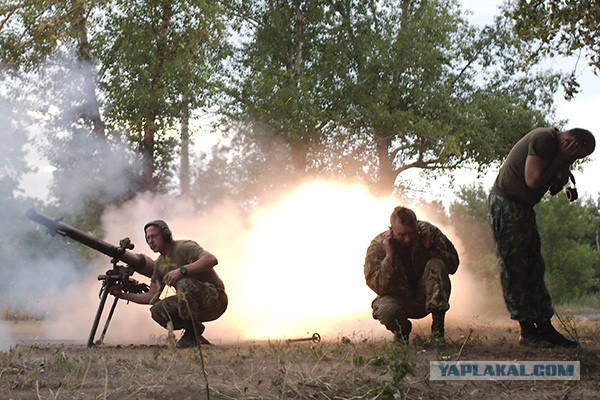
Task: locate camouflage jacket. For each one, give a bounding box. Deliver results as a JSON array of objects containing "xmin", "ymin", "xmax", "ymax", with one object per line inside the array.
[{"xmin": 363, "ymin": 221, "xmax": 459, "ymax": 297}]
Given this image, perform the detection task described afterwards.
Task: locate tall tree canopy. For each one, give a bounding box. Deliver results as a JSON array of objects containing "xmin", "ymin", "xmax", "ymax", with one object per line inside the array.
[
  {"xmin": 1, "ymin": 0, "xmax": 228, "ymax": 197},
  {"xmin": 223, "ymin": 0, "xmax": 562, "ymax": 195},
  {"xmin": 95, "ymin": 0, "xmax": 228, "ymax": 190},
  {"xmin": 2, "ymin": 0, "xmax": 570, "ymax": 204},
  {"xmin": 506, "ymin": 0, "xmax": 600, "ymax": 99}
]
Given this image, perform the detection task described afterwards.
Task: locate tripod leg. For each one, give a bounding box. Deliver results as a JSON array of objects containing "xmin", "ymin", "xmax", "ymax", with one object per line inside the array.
[
  {"xmin": 96, "ymin": 296, "xmax": 119, "ymax": 345},
  {"xmin": 87, "ymin": 286, "xmax": 111, "ymax": 348}
]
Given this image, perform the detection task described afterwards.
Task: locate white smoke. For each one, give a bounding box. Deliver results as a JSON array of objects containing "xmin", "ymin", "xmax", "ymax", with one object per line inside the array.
[
  {"xmin": 0, "ymin": 57, "xmax": 143, "ymax": 348},
  {"xmin": 1, "ymin": 55, "xmax": 505, "ymax": 349}
]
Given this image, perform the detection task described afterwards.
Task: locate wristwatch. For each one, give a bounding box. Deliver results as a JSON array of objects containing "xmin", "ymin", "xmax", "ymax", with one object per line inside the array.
[{"xmin": 179, "ymin": 266, "xmax": 188, "ymax": 276}]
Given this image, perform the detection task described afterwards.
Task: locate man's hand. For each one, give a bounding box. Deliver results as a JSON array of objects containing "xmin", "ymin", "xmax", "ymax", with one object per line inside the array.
[
  {"xmin": 163, "ymin": 268, "xmax": 185, "ymax": 286},
  {"xmin": 557, "ymin": 136, "xmax": 581, "ymax": 164},
  {"xmin": 383, "ymin": 229, "xmax": 395, "ymax": 261},
  {"xmin": 109, "ymin": 285, "xmax": 126, "ymax": 299}
]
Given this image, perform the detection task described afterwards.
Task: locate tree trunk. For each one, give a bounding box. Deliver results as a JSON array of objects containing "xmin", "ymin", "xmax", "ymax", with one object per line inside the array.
[
  {"xmin": 142, "ymin": 121, "xmax": 156, "ymax": 191},
  {"xmin": 76, "ymin": 5, "xmax": 105, "ymax": 138},
  {"xmin": 180, "ymin": 92, "xmax": 190, "ymax": 195},
  {"xmin": 289, "ymin": 140, "xmax": 308, "ymax": 176},
  {"xmin": 141, "ymin": 2, "xmax": 171, "ymax": 192},
  {"xmin": 374, "ymin": 137, "xmax": 396, "ymax": 195}
]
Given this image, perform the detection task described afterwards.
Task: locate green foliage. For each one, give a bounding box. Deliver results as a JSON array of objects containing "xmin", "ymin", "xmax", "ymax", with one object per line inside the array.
[
  {"xmin": 364, "ymin": 342, "xmax": 415, "ymax": 399},
  {"xmin": 447, "ymin": 184, "xmax": 506, "ymax": 311},
  {"xmin": 557, "ymin": 291, "xmax": 600, "ymax": 312},
  {"xmin": 2, "ymin": 0, "xmax": 229, "ymax": 193},
  {"xmin": 223, "ymin": 0, "xmax": 561, "ymax": 195},
  {"xmin": 536, "ymin": 194, "xmax": 600, "ymax": 301},
  {"xmin": 96, "ymin": 0, "xmax": 227, "ymax": 127},
  {"xmin": 92, "ymin": 0, "xmax": 229, "ymax": 190},
  {"xmin": 0, "ymin": 0, "xmax": 81, "ymax": 69},
  {"xmin": 506, "ymin": 0, "xmax": 600, "ymax": 98},
  {"xmin": 448, "ymin": 184, "xmax": 600, "ymax": 307}
]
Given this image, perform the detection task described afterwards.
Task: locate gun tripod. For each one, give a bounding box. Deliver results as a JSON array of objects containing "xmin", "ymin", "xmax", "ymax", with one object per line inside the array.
[{"xmin": 87, "ymin": 239, "xmax": 148, "ymax": 348}]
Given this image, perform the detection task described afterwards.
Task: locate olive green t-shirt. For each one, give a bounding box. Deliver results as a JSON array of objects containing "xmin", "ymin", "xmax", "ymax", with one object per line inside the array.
[
  {"xmin": 493, "ymin": 127, "xmax": 559, "ymax": 206},
  {"xmin": 151, "ymin": 240, "xmax": 225, "ymax": 290}
]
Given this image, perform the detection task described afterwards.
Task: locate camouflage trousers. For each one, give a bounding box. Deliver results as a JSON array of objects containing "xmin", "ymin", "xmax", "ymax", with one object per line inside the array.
[
  {"xmin": 150, "ymin": 278, "xmax": 228, "ymax": 331},
  {"xmin": 372, "ymin": 258, "xmax": 451, "ymax": 333},
  {"xmin": 487, "ymin": 193, "xmax": 554, "ymax": 323}
]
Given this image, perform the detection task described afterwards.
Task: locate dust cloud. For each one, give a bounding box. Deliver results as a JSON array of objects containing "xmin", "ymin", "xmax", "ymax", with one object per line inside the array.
[
  {"xmin": 1, "ymin": 178, "xmax": 504, "ymax": 349},
  {"xmin": 13, "ymin": 179, "xmax": 497, "ymax": 346}
]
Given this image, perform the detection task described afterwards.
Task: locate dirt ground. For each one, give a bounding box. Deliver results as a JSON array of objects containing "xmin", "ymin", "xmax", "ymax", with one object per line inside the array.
[{"xmin": 1, "ymin": 317, "xmax": 600, "ymax": 400}]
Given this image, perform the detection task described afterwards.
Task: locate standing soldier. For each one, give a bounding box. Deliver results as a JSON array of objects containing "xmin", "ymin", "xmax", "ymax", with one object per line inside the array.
[
  {"xmin": 488, "ymin": 127, "xmax": 595, "ymax": 348},
  {"xmin": 364, "ymin": 206, "xmax": 459, "ymax": 344}
]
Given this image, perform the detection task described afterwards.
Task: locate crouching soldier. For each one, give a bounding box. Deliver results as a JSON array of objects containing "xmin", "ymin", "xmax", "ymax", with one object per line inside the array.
[
  {"xmin": 111, "ymin": 220, "xmax": 228, "ymax": 348},
  {"xmin": 364, "ymin": 206, "xmax": 459, "ymax": 344}
]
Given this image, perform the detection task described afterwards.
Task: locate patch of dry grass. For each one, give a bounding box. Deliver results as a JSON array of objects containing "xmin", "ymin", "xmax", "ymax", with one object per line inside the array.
[{"xmin": 2, "ymin": 322, "xmax": 600, "ymax": 400}]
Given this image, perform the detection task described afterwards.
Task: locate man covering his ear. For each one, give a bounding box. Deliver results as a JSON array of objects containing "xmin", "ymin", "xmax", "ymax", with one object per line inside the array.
[
  {"xmin": 488, "ymin": 127, "xmax": 595, "ymax": 348},
  {"xmin": 364, "ymin": 206, "xmax": 459, "ymax": 344}
]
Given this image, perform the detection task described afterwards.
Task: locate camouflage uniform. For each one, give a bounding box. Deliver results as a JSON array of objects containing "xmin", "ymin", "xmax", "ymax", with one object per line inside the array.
[
  {"xmin": 149, "ymin": 240, "xmax": 228, "ymax": 331},
  {"xmin": 487, "ymin": 128, "xmax": 559, "ymax": 324},
  {"xmin": 488, "ymin": 127, "xmax": 594, "ymax": 348},
  {"xmin": 487, "ymin": 194, "xmax": 553, "ymax": 323},
  {"xmin": 364, "ymin": 221, "xmax": 459, "ymax": 333}
]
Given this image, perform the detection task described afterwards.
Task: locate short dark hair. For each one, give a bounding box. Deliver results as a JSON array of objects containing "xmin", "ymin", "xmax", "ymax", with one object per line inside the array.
[
  {"xmin": 390, "ymin": 206, "xmax": 417, "ymax": 228},
  {"xmin": 144, "ymin": 220, "xmax": 173, "ymax": 242},
  {"xmin": 568, "ymin": 128, "xmax": 595, "ymax": 154}
]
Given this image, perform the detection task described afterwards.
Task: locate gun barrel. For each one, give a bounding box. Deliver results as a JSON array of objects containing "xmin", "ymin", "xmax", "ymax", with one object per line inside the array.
[{"xmin": 26, "ymin": 208, "xmax": 152, "ymax": 277}]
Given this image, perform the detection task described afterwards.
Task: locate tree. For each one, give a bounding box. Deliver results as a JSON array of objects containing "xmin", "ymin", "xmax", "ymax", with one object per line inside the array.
[
  {"xmin": 328, "ymin": 1, "xmax": 561, "ymax": 193},
  {"xmin": 537, "ymin": 194, "xmax": 600, "ymax": 301},
  {"xmin": 1, "ymin": 0, "xmax": 138, "ymax": 221},
  {"xmin": 1, "ymin": 0, "xmax": 79, "ymax": 69},
  {"xmin": 2, "ymin": 0, "xmax": 229, "ymax": 195},
  {"xmin": 506, "ymin": 0, "xmax": 600, "ymax": 99},
  {"xmin": 1, "ymin": 0, "xmax": 107, "ymax": 136},
  {"xmin": 223, "ymin": 0, "xmax": 332, "ymax": 176},
  {"xmin": 92, "ymin": 0, "xmax": 228, "ymax": 191},
  {"xmin": 225, "ymin": 0, "xmax": 562, "ymax": 195}
]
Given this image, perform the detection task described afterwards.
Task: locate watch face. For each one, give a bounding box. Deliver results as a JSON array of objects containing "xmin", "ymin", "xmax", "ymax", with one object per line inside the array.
[{"xmin": 180, "ymin": 266, "xmax": 187, "ymax": 275}]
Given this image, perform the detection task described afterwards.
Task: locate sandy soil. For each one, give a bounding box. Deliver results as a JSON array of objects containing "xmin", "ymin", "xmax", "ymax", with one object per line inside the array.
[{"xmin": 1, "ymin": 317, "xmax": 599, "ymax": 400}]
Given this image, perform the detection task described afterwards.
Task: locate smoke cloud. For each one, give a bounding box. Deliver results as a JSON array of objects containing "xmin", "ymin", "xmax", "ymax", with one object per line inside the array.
[
  {"xmin": 1, "ymin": 167, "xmax": 507, "ymax": 348},
  {"xmin": 7, "ymin": 179, "xmax": 502, "ymax": 346},
  {"xmin": 1, "ymin": 57, "xmax": 505, "ymax": 349}
]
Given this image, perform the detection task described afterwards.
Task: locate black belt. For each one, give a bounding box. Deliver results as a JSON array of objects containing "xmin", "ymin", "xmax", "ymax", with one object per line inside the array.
[{"xmin": 491, "ymin": 187, "xmax": 531, "ymax": 208}]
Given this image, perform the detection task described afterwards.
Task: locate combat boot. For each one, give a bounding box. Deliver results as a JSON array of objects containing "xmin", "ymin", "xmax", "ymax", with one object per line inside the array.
[
  {"xmin": 536, "ymin": 320, "xmax": 579, "ymax": 348},
  {"xmin": 177, "ymin": 322, "xmax": 211, "ymax": 348},
  {"xmin": 393, "ymin": 319, "xmax": 412, "ymax": 344},
  {"xmin": 431, "ymin": 309, "xmax": 446, "ymax": 344},
  {"xmin": 518, "ymin": 321, "xmax": 553, "ymax": 348}
]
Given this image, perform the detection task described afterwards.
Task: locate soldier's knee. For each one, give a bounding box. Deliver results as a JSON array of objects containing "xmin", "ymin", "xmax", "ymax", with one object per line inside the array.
[
  {"xmin": 372, "ymin": 297, "xmax": 403, "ymax": 323},
  {"xmin": 425, "ymin": 258, "xmax": 447, "ymax": 274},
  {"xmin": 150, "ymin": 301, "xmax": 170, "ymax": 328}
]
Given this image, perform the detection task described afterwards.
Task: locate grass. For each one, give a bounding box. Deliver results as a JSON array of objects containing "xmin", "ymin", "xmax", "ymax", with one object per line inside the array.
[
  {"xmin": 556, "ymin": 292, "xmax": 600, "ymax": 313},
  {"xmin": 1, "ymin": 319, "xmax": 599, "ymax": 399},
  {"xmin": 0, "ymin": 334, "xmax": 458, "ymax": 400}
]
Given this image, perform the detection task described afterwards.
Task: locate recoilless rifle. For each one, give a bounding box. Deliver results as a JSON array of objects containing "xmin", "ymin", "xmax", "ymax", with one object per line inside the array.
[{"xmin": 26, "ymin": 208, "xmax": 152, "ymax": 347}]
